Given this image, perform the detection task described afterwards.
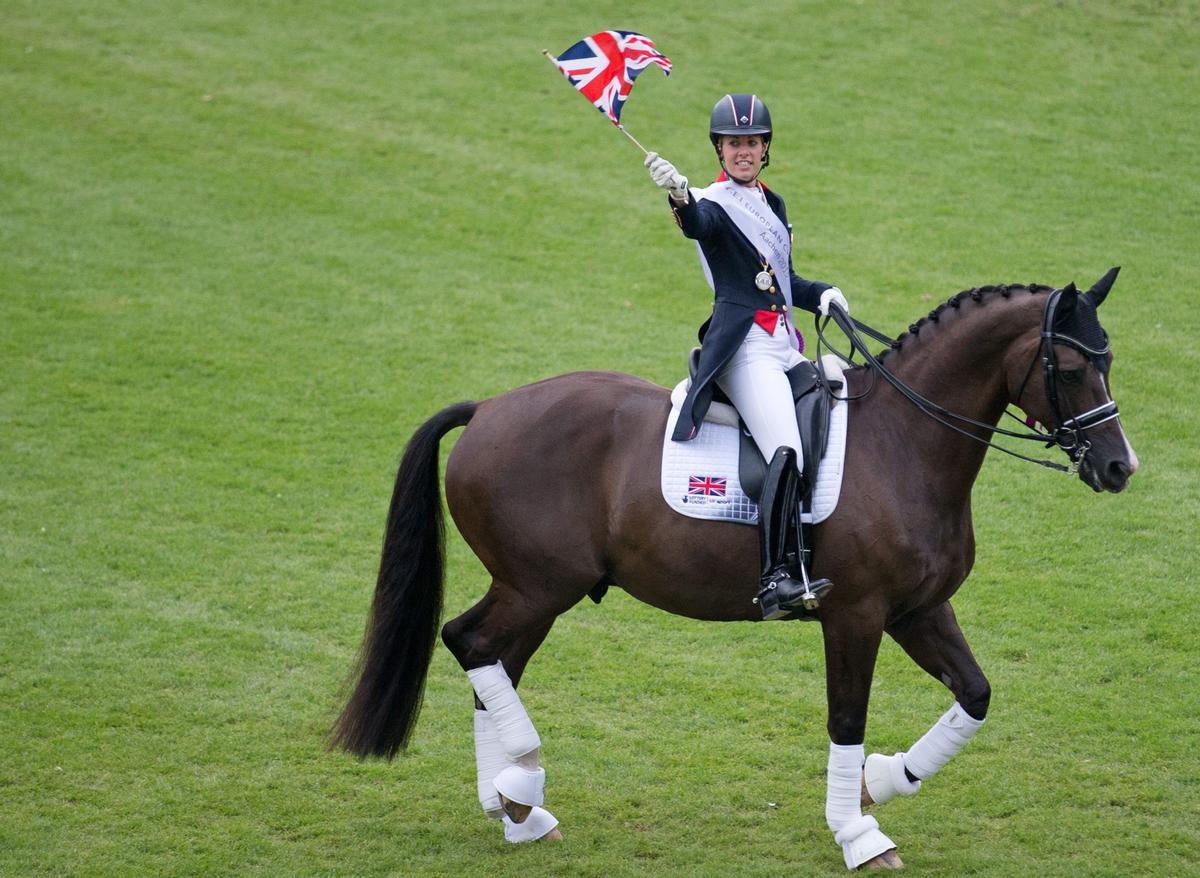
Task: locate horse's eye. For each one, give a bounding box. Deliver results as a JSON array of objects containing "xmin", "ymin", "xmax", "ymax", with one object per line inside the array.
[{"xmin": 1060, "ymin": 369, "xmax": 1084, "ymax": 386}]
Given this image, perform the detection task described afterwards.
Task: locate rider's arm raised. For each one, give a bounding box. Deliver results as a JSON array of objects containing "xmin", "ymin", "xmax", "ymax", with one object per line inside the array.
[{"xmin": 646, "ymin": 151, "xmax": 720, "ymax": 240}]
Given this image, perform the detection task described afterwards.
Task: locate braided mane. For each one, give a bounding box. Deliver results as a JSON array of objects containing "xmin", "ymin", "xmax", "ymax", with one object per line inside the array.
[{"xmin": 873, "ymin": 283, "xmax": 1056, "ymax": 364}]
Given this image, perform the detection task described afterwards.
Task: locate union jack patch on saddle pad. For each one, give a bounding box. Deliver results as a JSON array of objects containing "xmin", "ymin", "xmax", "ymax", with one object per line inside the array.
[{"xmin": 688, "ymin": 475, "xmax": 727, "ymax": 496}]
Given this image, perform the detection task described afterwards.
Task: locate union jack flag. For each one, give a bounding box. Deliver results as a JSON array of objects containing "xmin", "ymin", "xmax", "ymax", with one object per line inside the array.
[
  {"xmin": 688, "ymin": 475, "xmax": 727, "ymax": 497},
  {"xmin": 551, "ymin": 30, "xmax": 671, "ymax": 125}
]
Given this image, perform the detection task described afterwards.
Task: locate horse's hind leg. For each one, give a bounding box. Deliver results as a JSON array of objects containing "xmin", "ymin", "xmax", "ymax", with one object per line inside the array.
[
  {"xmin": 441, "ymin": 582, "xmax": 569, "ymax": 841},
  {"xmin": 864, "ymin": 601, "xmax": 990, "ymax": 808}
]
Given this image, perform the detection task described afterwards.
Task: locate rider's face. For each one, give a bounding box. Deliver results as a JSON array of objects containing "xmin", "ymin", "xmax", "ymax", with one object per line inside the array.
[{"xmin": 720, "ymin": 135, "xmax": 766, "ymax": 183}]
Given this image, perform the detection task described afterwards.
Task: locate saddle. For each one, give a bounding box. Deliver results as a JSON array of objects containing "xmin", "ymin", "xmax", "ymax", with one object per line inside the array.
[{"xmin": 686, "ymin": 348, "xmax": 843, "ymax": 508}]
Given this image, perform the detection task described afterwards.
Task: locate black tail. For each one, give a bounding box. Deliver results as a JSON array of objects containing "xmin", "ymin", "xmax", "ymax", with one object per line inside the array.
[{"xmin": 330, "ymin": 401, "xmax": 477, "ymax": 759}]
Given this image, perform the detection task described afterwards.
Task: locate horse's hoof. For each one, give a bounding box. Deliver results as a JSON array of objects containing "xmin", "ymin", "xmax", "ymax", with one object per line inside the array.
[
  {"xmin": 861, "ymin": 771, "xmax": 875, "ymax": 809},
  {"xmin": 860, "ymin": 849, "xmax": 903, "ymax": 870}
]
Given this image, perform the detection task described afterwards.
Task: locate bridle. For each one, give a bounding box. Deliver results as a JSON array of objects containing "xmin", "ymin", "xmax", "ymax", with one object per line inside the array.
[
  {"xmin": 816, "ymin": 289, "xmax": 1119, "ymax": 474},
  {"xmin": 1022, "ymin": 287, "xmax": 1120, "ymax": 463}
]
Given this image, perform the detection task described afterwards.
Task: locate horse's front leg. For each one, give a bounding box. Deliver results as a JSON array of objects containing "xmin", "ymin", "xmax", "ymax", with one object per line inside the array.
[
  {"xmin": 863, "ymin": 601, "xmax": 989, "ymax": 808},
  {"xmin": 821, "ymin": 606, "xmax": 903, "ymax": 870}
]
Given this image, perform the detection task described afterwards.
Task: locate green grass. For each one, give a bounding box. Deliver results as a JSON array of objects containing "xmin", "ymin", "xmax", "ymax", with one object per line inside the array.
[{"xmin": 2, "ymin": 1, "xmax": 1198, "ymax": 875}]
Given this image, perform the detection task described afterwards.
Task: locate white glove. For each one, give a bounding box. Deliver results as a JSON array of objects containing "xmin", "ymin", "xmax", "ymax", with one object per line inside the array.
[
  {"xmin": 644, "ymin": 151, "xmax": 689, "ymax": 201},
  {"xmin": 819, "ymin": 286, "xmax": 850, "ymax": 317}
]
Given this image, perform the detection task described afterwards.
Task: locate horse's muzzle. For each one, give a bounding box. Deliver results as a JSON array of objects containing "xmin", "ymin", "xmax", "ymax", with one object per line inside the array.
[{"xmin": 1079, "ymin": 455, "xmax": 1134, "ymax": 493}]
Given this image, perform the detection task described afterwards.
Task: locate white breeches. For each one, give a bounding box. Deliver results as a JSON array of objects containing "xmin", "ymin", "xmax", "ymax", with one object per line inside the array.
[{"xmin": 716, "ymin": 317, "xmax": 805, "ymax": 464}]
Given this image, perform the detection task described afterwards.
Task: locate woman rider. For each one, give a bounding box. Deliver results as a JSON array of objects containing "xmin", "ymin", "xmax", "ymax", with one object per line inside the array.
[{"xmin": 644, "ymin": 93, "xmax": 850, "ymax": 618}]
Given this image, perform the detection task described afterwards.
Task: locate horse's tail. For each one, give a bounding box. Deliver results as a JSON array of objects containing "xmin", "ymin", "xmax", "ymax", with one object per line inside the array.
[{"xmin": 330, "ymin": 400, "xmax": 477, "ymax": 760}]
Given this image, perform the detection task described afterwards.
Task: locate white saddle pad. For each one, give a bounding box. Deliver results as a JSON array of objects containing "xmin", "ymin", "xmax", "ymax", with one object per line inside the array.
[{"xmin": 660, "ymin": 356, "xmax": 849, "ymax": 526}]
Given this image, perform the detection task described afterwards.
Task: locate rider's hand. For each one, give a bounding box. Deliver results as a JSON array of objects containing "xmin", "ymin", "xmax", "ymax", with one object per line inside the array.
[
  {"xmin": 819, "ymin": 286, "xmax": 850, "ymax": 317},
  {"xmin": 645, "ymin": 152, "xmax": 689, "ymax": 202}
]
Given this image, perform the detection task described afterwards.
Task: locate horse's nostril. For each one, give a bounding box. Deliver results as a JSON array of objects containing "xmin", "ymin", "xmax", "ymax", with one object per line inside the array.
[{"xmin": 1107, "ymin": 460, "xmax": 1131, "ymax": 485}]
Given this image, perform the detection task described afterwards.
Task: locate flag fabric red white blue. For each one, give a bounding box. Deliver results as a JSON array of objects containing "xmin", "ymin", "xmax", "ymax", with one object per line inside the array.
[
  {"xmin": 552, "ymin": 30, "xmax": 671, "ymax": 125},
  {"xmin": 688, "ymin": 475, "xmax": 727, "ymax": 497}
]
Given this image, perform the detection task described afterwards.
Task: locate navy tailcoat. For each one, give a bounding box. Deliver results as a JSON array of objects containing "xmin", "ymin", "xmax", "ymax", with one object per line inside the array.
[{"xmin": 669, "ymin": 184, "xmax": 832, "ymax": 442}]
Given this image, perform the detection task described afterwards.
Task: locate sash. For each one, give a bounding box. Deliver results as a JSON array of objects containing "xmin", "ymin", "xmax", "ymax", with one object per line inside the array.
[{"xmin": 691, "ymin": 181, "xmax": 794, "ymax": 327}]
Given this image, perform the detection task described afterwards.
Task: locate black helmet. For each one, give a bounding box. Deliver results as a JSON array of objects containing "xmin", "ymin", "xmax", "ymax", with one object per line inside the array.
[{"xmin": 709, "ymin": 93, "xmax": 772, "ymax": 167}]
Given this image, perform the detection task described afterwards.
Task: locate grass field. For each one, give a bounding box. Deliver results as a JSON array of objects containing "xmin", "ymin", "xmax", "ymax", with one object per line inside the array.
[{"xmin": 2, "ymin": 1, "xmax": 1198, "ymax": 875}]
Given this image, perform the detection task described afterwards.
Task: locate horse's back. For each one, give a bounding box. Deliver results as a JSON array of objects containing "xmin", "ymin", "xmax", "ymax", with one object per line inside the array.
[{"xmin": 451, "ymin": 371, "xmax": 667, "ymax": 454}]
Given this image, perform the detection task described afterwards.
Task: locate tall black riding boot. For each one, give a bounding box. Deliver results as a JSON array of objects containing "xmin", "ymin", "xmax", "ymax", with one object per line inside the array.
[{"xmin": 754, "ymin": 447, "xmax": 834, "ymax": 620}]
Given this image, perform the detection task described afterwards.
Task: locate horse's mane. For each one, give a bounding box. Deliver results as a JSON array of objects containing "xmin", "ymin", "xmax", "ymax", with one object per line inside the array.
[{"xmin": 871, "ymin": 283, "xmax": 1056, "ymax": 365}]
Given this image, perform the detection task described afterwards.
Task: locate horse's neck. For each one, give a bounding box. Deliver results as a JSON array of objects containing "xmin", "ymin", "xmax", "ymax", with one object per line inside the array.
[{"xmin": 875, "ymin": 293, "xmax": 1041, "ymax": 495}]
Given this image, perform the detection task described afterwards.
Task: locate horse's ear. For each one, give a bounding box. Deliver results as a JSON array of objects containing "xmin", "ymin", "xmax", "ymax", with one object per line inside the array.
[
  {"xmin": 1054, "ymin": 282, "xmax": 1079, "ymax": 328},
  {"xmin": 1086, "ymin": 266, "xmax": 1120, "ymax": 307}
]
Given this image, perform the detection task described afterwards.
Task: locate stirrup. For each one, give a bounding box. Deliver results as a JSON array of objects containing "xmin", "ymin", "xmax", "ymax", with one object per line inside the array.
[{"xmin": 793, "ymin": 576, "xmax": 834, "ymax": 611}]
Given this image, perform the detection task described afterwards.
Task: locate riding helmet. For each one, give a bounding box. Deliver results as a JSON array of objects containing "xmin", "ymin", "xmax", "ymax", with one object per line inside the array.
[{"xmin": 709, "ymin": 93, "xmax": 772, "ymax": 167}]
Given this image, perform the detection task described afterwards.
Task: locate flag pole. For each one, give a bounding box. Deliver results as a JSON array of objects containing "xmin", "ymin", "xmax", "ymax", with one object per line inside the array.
[
  {"xmin": 541, "ymin": 49, "xmax": 649, "ymax": 156},
  {"xmin": 616, "ymin": 124, "xmax": 650, "ymax": 155}
]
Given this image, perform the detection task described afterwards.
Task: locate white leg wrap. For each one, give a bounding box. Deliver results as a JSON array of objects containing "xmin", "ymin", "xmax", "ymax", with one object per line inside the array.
[
  {"xmin": 503, "ymin": 806, "xmax": 559, "ymax": 843},
  {"xmin": 864, "ymin": 751, "xmax": 921, "ymax": 805},
  {"xmin": 835, "ymin": 816, "xmax": 895, "ymax": 870},
  {"xmin": 826, "ymin": 743, "xmax": 896, "ymax": 869},
  {"xmin": 493, "ymin": 764, "xmax": 545, "ymax": 807},
  {"xmin": 473, "ymin": 710, "xmax": 508, "ymax": 817},
  {"xmin": 467, "ymin": 661, "xmax": 541, "ymax": 759},
  {"xmin": 903, "ymin": 701, "xmax": 984, "ymax": 780},
  {"xmin": 825, "ymin": 744, "xmax": 865, "ymax": 832}
]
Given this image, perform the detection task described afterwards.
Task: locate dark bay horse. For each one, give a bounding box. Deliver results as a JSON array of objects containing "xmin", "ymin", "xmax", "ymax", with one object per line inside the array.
[{"xmin": 333, "ymin": 273, "xmax": 1136, "ymax": 869}]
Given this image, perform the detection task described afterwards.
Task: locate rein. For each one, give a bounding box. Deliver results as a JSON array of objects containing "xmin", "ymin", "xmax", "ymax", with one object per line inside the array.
[{"xmin": 812, "ymin": 297, "xmax": 1112, "ymax": 474}]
